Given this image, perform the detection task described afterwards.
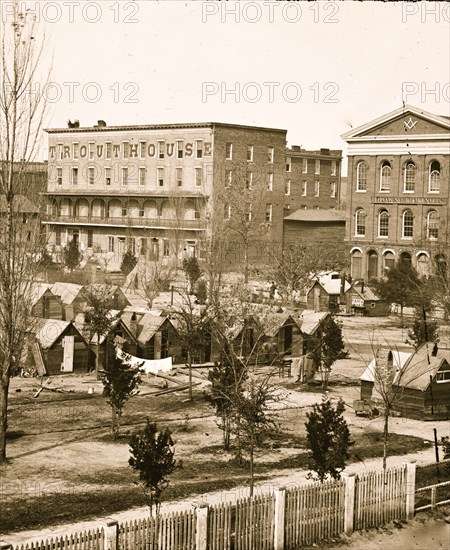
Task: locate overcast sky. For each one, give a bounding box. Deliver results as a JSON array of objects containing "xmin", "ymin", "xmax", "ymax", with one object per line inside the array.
[{"xmin": 16, "ymin": 0, "xmax": 450, "ymax": 167}]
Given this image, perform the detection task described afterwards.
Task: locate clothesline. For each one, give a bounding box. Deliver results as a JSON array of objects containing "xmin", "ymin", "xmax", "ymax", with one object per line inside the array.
[{"xmin": 116, "ymin": 347, "xmax": 173, "ymax": 374}]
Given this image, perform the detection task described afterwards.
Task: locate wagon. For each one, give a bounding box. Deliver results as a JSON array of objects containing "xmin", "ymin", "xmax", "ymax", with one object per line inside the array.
[{"xmin": 353, "ymin": 399, "xmax": 378, "ymax": 418}]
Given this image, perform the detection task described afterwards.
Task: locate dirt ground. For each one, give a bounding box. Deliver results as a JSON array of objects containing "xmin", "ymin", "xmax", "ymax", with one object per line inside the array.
[{"xmin": 1, "ymin": 314, "xmax": 449, "ymax": 545}]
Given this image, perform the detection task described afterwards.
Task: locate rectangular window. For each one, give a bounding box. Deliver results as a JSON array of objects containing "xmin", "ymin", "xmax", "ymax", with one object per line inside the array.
[
  {"xmin": 331, "ymin": 160, "xmax": 337, "ymax": 176},
  {"xmin": 128, "ymin": 237, "xmax": 135, "ymax": 255},
  {"xmin": 225, "ymin": 169, "xmax": 232, "ymax": 188},
  {"xmin": 196, "ymin": 140, "xmax": 203, "ymax": 159},
  {"xmin": 303, "ymin": 158, "xmax": 308, "ymax": 174},
  {"xmin": 122, "ymin": 167, "xmax": 128, "ymax": 186},
  {"xmin": 58, "ymin": 144, "xmax": 63, "ymax": 160},
  {"xmin": 285, "ymin": 179, "xmax": 291, "ymax": 196},
  {"xmin": 268, "ymin": 147, "xmax": 274, "ymax": 163},
  {"xmin": 139, "ymin": 141, "xmax": 146, "ymax": 159},
  {"xmin": 55, "ymin": 227, "xmax": 61, "ymax": 246},
  {"xmin": 158, "ymin": 141, "xmax": 165, "ymax": 159},
  {"xmin": 267, "ymin": 173, "xmax": 273, "ymax": 191},
  {"xmin": 302, "ymin": 181, "xmax": 307, "ymax": 196},
  {"xmin": 266, "ymin": 203, "xmax": 272, "ymax": 222},
  {"xmin": 157, "ymin": 167, "xmax": 164, "ymax": 187},
  {"xmin": 87, "ymin": 229, "xmax": 93, "ymax": 248},
  {"xmin": 108, "ymin": 236, "xmax": 115, "ymax": 253},
  {"xmin": 226, "ymin": 143, "xmax": 233, "ymax": 160},
  {"xmin": 139, "ymin": 205, "xmax": 144, "ymax": 217},
  {"xmin": 88, "ymin": 167, "xmax": 95, "ymax": 185},
  {"xmin": 72, "ymin": 167, "xmax": 78, "ymax": 185},
  {"xmin": 163, "ymin": 240, "xmax": 170, "ymax": 257},
  {"xmin": 195, "ymin": 167, "xmax": 202, "ymax": 187},
  {"xmin": 436, "ymin": 370, "xmax": 450, "ymax": 383},
  {"xmin": 315, "ymin": 159, "xmax": 320, "ymax": 175},
  {"xmin": 122, "ymin": 204, "xmax": 127, "ymax": 217},
  {"xmin": 122, "ymin": 141, "xmax": 129, "ymax": 159},
  {"xmin": 57, "ymin": 167, "xmax": 62, "ymax": 185},
  {"xmin": 246, "ymin": 171, "xmax": 253, "ymax": 190},
  {"xmin": 247, "ymin": 145, "xmax": 253, "ymax": 162},
  {"xmin": 176, "ymin": 167, "xmax": 183, "ymax": 187},
  {"xmin": 177, "ymin": 141, "xmax": 183, "ymax": 159},
  {"xmin": 89, "ymin": 142, "xmax": 95, "ymax": 160},
  {"xmin": 330, "ymin": 181, "xmax": 336, "ymax": 198},
  {"xmin": 139, "ymin": 167, "xmax": 146, "ymax": 186},
  {"xmin": 224, "ymin": 203, "xmax": 231, "ymax": 220},
  {"xmin": 105, "ymin": 142, "xmax": 112, "ymax": 160},
  {"xmin": 105, "ymin": 167, "xmax": 111, "ymax": 186},
  {"xmin": 286, "ymin": 157, "xmax": 291, "ymax": 172},
  {"xmin": 73, "ymin": 143, "xmax": 79, "ymax": 160},
  {"xmin": 140, "ymin": 238, "xmax": 147, "ymax": 256},
  {"xmin": 315, "ymin": 180, "xmax": 320, "ymax": 197},
  {"xmin": 105, "ymin": 204, "xmax": 110, "ymax": 218}
]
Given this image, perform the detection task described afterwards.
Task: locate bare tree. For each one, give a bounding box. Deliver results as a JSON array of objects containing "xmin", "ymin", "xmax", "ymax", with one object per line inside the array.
[
  {"xmin": 124, "ymin": 257, "xmax": 175, "ymax": 309},
  {"xmin": 0, "ymin": 2, "xmax": 49, "ymax": 463}
]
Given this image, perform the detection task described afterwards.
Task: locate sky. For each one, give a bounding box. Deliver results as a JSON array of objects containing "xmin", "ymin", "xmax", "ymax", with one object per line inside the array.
[{"xmin": 6, "ymin": 0, "xmax": 450, "ymax": 169}]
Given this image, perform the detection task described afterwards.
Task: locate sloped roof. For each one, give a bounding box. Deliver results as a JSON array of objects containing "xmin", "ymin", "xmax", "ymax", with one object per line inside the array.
[
  {"xmin": 394, "ymin": 344, "xmax": 449, "ymax": 391},
  {"xmin": 296, "ymin": 310, "xmax": 329, "ymax": 335},
  {"xmin": 284, "ymin": 209, "xmax": 346, "ymax": 222},
  {"xmin": 351, "ymin": 285, "xmax": 382, "ymax": 302},
  {"xmin": 51, "ymin": 282, "xmax": 83, "ymax": 305},
  {"xmin": 260, "ymin": 310, "xmax": 300, "ymax": 338},
  {"xmin": 309, "ymin": 272, "xmax": 350, "ymax": 296},
  {"xmin": 121, "ymin": 289, "xmax": 151, "ymax": 309},
  {"xmin": 33, "ymin": 318, "xmax": 71, "ymax": 349},
  {"xmin": 74, "ymin": 310, "xmax": 121, "ymax": 344},
  {"xmin": 361, "ymin": 350, "xmax": 411, "ymax": 383},
  {"xmin": 121, "ymin": 310, "xmax": 171, "ymax": 345},
  {"xmin": 30, "ymin": 282, "xmax": 53, "ymax": 306}
]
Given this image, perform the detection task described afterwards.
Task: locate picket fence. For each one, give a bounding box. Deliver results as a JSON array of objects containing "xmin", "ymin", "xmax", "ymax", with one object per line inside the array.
[{"xmin": 6, "ymin": 461, "xmax": 417, "ymax": 550}]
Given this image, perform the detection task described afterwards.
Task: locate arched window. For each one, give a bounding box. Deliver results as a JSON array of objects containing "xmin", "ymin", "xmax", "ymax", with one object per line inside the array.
[
  {"xmin": 400, "ymin": 252, "xmax": 412, "ymax": 269},
  {"xmin": 378, "ymin": 210, "xmax": 389, "ymax": 237},
  {"xmin": 383, "ymin": 251, "xmax": 395, "ymax": 274},
  {"xmin": 356, "ymin": 161, "xmax": 368, "ymax": 191},
  {"xmin": 351, "ymin": 250, "xmax": 362, "ymax": 280},
  {"xmin": 429, "ymin": 160, "xmax": 441, "ymax": 192},
  {"xmin": 435, "ymin": 254, "xmax": 447, "ymax": 280},
  {"xmin": 402, "ymin": 210, "xmax": 413, "ymax": 238},
  {"xmin": 417, "ymin": 253, "xmax": 430, "ymax": 278},
  {"xmin": 380, "ymin": 161, "xmax": 391, "ymax": 192},
  {"xmin": 427, "ymin": 211, "xmax": 439, "ymax": 240},
  {"xmin": 367, "ymin": 251, "xmax": 378, "ymax": 280},
  {"xmin": 355, "ymin": 209, "xmax": 366, "ymax": 236},
  {"xmin": 404, "ymin": 162, "xmax": 416, "ymax": 192}
]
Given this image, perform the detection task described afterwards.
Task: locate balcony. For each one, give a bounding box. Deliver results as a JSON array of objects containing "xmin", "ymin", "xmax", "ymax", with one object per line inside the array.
[{"xmin": 42, "ymin": 214, "xmax": 207, "ymax": 231}]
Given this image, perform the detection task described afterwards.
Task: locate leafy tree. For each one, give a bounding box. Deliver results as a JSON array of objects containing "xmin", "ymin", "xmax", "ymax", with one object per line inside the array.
[
  {"xmin": 305, "ymin": 396, "xmax": 352, "ymax": 482},
  {"xmin": 195, "ymin": 279, "xmax": 208, "ymax": 305},
  {"xmin": 121, "ymin": 248, "xmax": 137, "ymax": 276},
  {"xmin": 63, "ymin": 239, "xmax": 81, "ymax": 272},
  {"xmin": 235, "ymin": 377, "xmax": 279, "ymax": 495},
  {"xmin": 83, "ymin": 284, "xmax": 118, "ymax": 380},
  {"xmin": 407, "ymin": 312, "xmax": 439, "ymax": 350},
  {"xmin": 207, "ymin": 346, "xmax": 248, "ymax": 451},
  {"xmin": 307, "ymin": 317, "xmax": 346, "ymax": 389},
  {"xmin": 182, "ymin": 256, "xmax": 202, "ymax": 294},
  {"xmin": 101, "ymin": 354, "xmax": 141, "ymax": 439},
  {"xmin": 129, "ymin": 420, "xmax": 176, "ymax": 516}
]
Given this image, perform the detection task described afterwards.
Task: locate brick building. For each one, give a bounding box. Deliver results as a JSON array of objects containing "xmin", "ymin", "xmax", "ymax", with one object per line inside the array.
[
  {"xmin": 43, "ymin": 122, "xmax": 287, "ymax": 270},
  {"xmin": 342, "ymin": 105, "xmax": 450, "ymax": 281}
]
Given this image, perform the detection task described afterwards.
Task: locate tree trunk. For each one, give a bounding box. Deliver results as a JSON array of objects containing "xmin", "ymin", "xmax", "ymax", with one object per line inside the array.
[
  {"xmin": 0, "ymin": 375, "xmax": 10, "ymax": 464},
  {"xmin": 112, "ymin": 406, "xmax": 118, "ymax": 439},
  {"xmin": 187, "ymin": 350, "xmax": 193, "ymax": 402},
  {"xmin": 249, "ymin": 441, "xmax": 254, "ymax": 497},
  {"xmin": 95, "ymin": 333, "xmax": 100, "ymax": 381},
  {"xmin": 382, "ymin": 408, "xmax": 389, "ymax": 472}
]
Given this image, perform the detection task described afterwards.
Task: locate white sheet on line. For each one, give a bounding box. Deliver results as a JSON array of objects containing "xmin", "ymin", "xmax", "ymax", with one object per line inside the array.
[{"xmin": 116, "ymin": 347, "xmax": 173, "ymax": 374}]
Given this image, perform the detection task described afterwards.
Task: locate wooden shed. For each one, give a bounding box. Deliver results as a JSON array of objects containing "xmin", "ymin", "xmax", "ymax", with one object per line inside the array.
[
  {"xmin": 73, "ymin": 284, "xmax": 131, "ymax": 315},
  {"xmin": 30, "ymin": 283, "xmax": 63, "ymax": 319},
  {"xmin": 28, "ymin": 318, "xmax": 90, "ymax": 376},
  {"xmin": 306, "ymin": 272, "xmax": 351, "ymax": 313},
  {"xmin": 350, "ymin": 282, "xmax": 390, "ymax": 317},
  {"xmin": 50, "ymin": 282, "xmax": 83, "ymax": 321},
  {"xmin": 259, "ymin": 308, "xmax": 304, "ymax": 361}
]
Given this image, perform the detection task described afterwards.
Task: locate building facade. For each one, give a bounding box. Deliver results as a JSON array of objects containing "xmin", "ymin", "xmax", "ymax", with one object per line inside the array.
[
  {"xmin": 342, "ymin": 105, "xmax": 450, "ymax": 282},
  {"xmin": 43, "ymin": 122, "xmax": 287, "ymax": 270}
]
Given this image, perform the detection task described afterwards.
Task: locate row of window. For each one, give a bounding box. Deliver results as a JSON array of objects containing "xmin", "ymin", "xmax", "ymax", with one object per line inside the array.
[
  {"xmin": 57, "ymin": 166, "xmax": 203, "ymax": 187},
  {"xmin": 286, "ymin": 158, "xmax": 337, "ymax": 176},
  {"xmin": 223, "ymin": 203, "xmax": 274, "ymax": 223},
  {"xmin": 51, "ymin": 202, "xmax": 202, "ymax": 220},
  {"xmin": 356, "ymin": 160, "xmax": 442, "ymax": 193},
  {"xmin": 225, "ymin": 144, "xmax": 275, "ymax": 163},
  {"xmin": 354, "ymin": 208, "xmax": 439, "ymax": 240}
]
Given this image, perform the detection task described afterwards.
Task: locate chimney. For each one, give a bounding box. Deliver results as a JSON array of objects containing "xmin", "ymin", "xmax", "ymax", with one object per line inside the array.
[
  {"xmin": 130, "ymin": 312, "xmax": 138, "ymax": 337},
  {"xmin": 67, "ymin": 119, "xmax": 80, "ymax": 128},
  {"xmin": 360, "ymin": 281, "xmax": 365, "ymax": 294},
  {"xmin": 432, "ymin": 343, "xmax": 438, "ymax": 356},
  {"xmin": 97, "ymin": 120, "xmax": 107, "ymax": 128},
  {"xmin": 320, "ymin": 148, "xmax": 330, "ymax": 155},
  {"xmin": 291, "ymin": 145, "xmax": 302, "ymax": 152}
]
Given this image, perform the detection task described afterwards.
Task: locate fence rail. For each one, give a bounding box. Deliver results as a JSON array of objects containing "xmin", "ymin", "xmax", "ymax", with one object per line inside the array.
[
  {"xmin": 7, "ymin": 461, "xmax": 422, "ymax": 550},
  {"xmin": 415, "ymin": 480, "xmax": 450, "ymax": 512}
]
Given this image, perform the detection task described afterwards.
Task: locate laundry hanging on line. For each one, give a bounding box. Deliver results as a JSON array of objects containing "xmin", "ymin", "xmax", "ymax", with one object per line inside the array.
[{"xmin": 116, "ymin": 347, "xmax": 173, "ymax": 374}]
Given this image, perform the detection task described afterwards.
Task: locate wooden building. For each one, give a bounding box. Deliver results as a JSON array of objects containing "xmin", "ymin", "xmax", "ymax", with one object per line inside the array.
[
  {"xmin": 50, "ymin": 282, "xmax": 84, "ymax": 321},
  {"xmin": 350, "ymin": 282, "xmax": 390, "ymax": 317},
  {"xmin": 306, "ymin": 272, "xmax": 351, "ymax": 313},
  {"xmin": 30, "ymin": 283, "xmax": 63, "ymax": 319},
  {"xmin": 28, "ymin": 318, "xmax": 90, "ymax": 376}
]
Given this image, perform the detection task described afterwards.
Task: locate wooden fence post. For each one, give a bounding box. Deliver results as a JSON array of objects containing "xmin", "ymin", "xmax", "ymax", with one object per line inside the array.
[
  {"xmin": 274, "ymin": 486, "xmax": 286, "ymax": 550},
  {"xmin": 403, "ymin": 460, "xmax": 416, "ymax": 520},
  {"xmin": 343, "ymin": 473, "xmax": 355, "ymax": 536},
  {"xmin": 103, "ymin": 518, "xmax": 118, "ymax": 550},
  {"xmin": 194, "ymin": 503, "xmax": 208, "ymax": 550}
]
